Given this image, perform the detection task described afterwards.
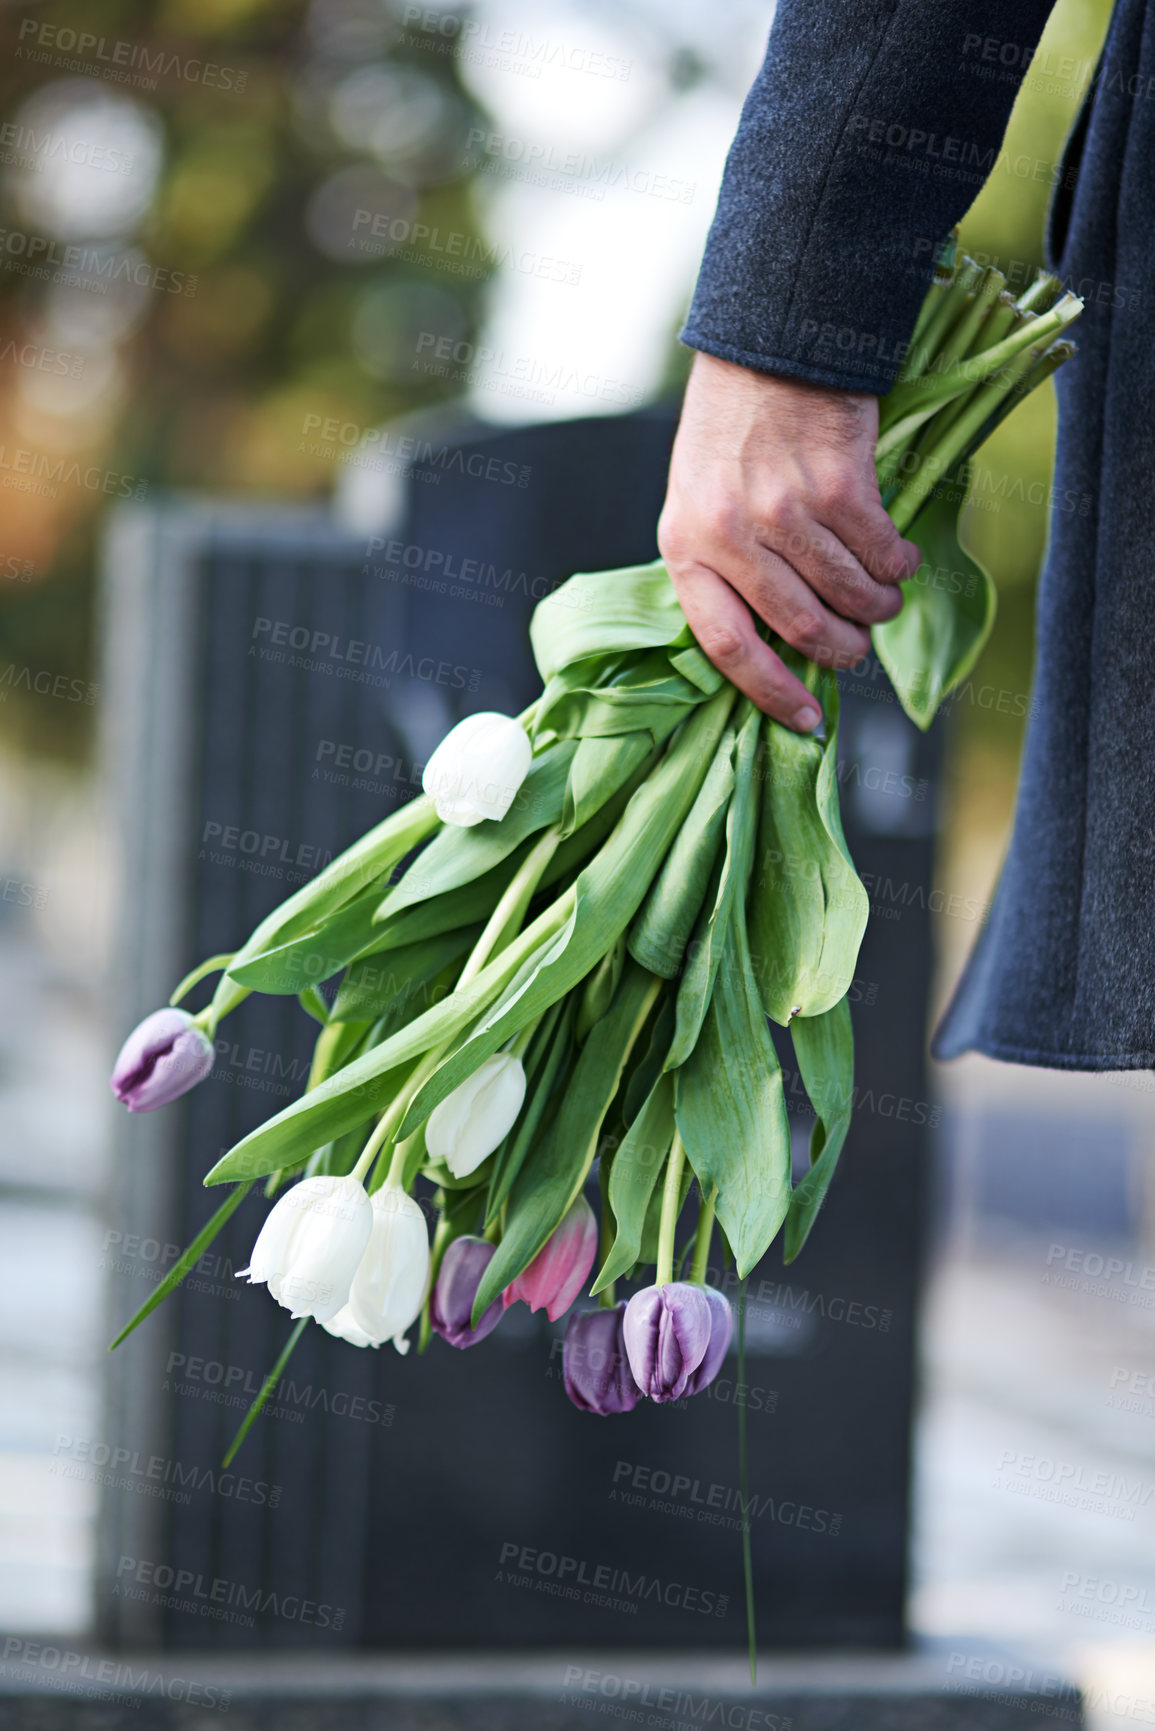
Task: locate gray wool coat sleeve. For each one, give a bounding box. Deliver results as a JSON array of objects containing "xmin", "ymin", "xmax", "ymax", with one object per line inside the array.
[{"xmin": 682, "ymin": 0, "xmax": 1058, "ymax": 394}]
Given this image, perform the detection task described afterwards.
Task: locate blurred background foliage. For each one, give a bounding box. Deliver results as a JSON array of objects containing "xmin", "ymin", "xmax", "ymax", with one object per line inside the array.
[
  {"xmin": 0, "ymin": 0, "xmax": 491, "ymax": 754},
  {"xmin": 0, "ymin": 0, "xmax": 1118, "ymax": 801}
]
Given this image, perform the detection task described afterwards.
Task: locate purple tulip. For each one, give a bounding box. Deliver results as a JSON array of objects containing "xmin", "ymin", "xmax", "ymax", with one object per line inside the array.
[
  {"xmin": 682, "ymin": 1285, "xmax": 734, "ymax": 1397},
  {"xmin": 110, "ymin": 1008, "xmax": 214, "ymax": 1112},
  {"xmin": 622, "ymin": 1281, "xmax": 713, "ymax": 1402},
  {"xmin": 562, "ymin": 1304, "xmax": 643, "ymax": 1415},
  {"xmin": 503, "ymin": 1194, "xmax": 597, "ymax": 1322},
  {"xmin": 430, "ymin": 1236, "xmax": 504, "ymax": 1348}
]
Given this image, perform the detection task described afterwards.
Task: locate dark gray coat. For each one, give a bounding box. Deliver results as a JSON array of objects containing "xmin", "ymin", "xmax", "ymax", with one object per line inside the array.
[{"xmin": 684, "ymin": 0, "xmax": 1155, "ymax": 1072}]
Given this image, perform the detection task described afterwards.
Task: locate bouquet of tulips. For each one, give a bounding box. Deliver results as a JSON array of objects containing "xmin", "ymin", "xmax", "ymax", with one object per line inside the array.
[{"xmin": 110, "ymin": 239, "xmax": 1081, "ymax": 1456}]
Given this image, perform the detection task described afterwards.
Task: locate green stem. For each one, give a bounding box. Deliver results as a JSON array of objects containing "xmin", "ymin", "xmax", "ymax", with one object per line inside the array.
[
  {"xmin": 737, "ymin": 1278, "xmax": 756, "ymax": 1684},
  {"xmin": 879, "ymin": 293, "xmax": 1080, "ymax": 438},
  {"xmin": 172, "ymin": 955, "xmax": 235, "ymax": 1009},
  {"xmin": 895, "ymin": 260, "xmax": 981, "ymax": 384},
  {"xmin": 350, "ymin": 1045, "xmax": 444, "ymax": 1184},
  {"xmin": 350, "ymin": 844, "xmax": 563, "ymax": 1190},
  {"xmin": 932, "ymin": 266, "xmax": 1005, "ymax": 372},
  {"xmin": 690, "ymin": 1185, "xmax": 718, "ymax": 1285},
  {"xmin": 418, "ymin": 1214, "xmax": 456, "ymax": 1353},
  {"xmin": 598, "ymin": 1189, "xmax": 617, "ymax": 1309},
  {"xmin": 889, "ymin": 341, "xmax": 1042, "ymax": 534},
  {"xmin": 507, "ymin": 1012, "xmax": 543, "ymax": 1062},
  {"xmin": 457, "ymin": 823, "xmax": 561, "ymax": 988},
  {"xmin": 655, "ymin": 1131, "xmax": 687, "ymax": 1288}
]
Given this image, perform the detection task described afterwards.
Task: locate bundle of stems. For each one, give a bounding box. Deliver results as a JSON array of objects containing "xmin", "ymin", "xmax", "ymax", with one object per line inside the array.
[{"xmin": 877, "ymin": 238, "xmax": 1081, "ymax": 531}]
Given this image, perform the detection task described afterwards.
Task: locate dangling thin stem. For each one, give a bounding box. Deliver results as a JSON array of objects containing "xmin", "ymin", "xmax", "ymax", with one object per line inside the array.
[{"xmin": 655, "ymin": 1131, "xmax": 686, "ymax": 1288}]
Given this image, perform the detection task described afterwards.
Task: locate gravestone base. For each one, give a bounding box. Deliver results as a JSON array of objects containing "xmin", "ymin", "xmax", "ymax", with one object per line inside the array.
[{"xmin": 0, "ymin": 1649, "xmax": 1083, "ymax": 1728}]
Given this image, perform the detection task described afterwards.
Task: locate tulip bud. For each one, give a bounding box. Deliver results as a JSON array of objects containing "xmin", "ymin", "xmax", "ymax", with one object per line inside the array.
[
  {"xmin": 622, "ymin": 1281, "xmax": 713, "ymax": 1403},
  {"xmin": 503, "ymin": 1194, "xmax": 598, "ymax": 1322},
  {"xmin": 322, "ymin": 1185, "xmax": 430, "ymax": 1353},
  {"xmin": 429, "ymin": 1235, "xmax": 504, "ymax": 1348},
  {"xmin": 421, "ymin": 711, "xmax": 532, "ymax": 827},
  {"xmin": 110, "ymin": 1007, "xmax": 214, "ymax": 1112},
  {"xmin": 240, "ymin": 1175, "xmax": 372, "ymax": 1325},
  {"xmin": 425, "ymin": 1053, "xmax": 526, "ymax": 1179},
  {"xmin": 682, "ymin": 1285, "xmax": 733, "ymax": 1397},
  {"xmin": 563, "ymin": 1303, "xmax": 643, "ymax": 1415}
]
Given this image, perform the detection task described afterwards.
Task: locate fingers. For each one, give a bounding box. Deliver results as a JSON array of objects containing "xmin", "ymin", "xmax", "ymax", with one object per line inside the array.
[
  {"xmin": 666, "ymin": 560, "xmax": 824, "ymax": 732},
  {"xmin": 825, "ymin": 493, "xmax": 923, "ymax": 588},
  {"xmin": 726, "ymin": 542, "xmax": 872, "ymax": 667},
  {"xmin": 756, "ymin": 515, "xmax": 903, "ymax": 629}
]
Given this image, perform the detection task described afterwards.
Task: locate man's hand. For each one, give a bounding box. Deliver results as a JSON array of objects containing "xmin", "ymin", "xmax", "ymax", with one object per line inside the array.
[{"xmin": 658, "ymin": 353, "xmax": 923, "ymax": 731}]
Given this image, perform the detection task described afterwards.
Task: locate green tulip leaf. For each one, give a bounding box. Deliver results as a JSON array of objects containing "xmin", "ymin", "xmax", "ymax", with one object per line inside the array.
[
  {"xmin": 784, "ymin": 995, "xmax": 855, "ymax": 1263},
  {"xmin": 675, "ymin": 902, "xmax": 792, "ymax": 1279},
  {"xmin": 563, "ymin": 731, "xmax": 656, "ymax": 837},
  {"xmin": 748, "ymin": 671, "xmax": 868, "ymax": 1024},
  {"xmin": 871, "ymin": 477, "xmax": 997, "ymax": 730},
  {"xmin": 331, "ymin": 927, "xmax": 478, "ymax": 1024},
  {"xmin": 211, "ymin": 794, "xmax": 439, "ymax": 1019},
  {"xmin": 375, "ymin": 739, "xmax": 575, "ymax": 920},
  {"xmin": 529, "ymin": 559, "xmax": 687, "ymax": 684},
  {"xmin": 629, "ymin": 722, "xmax": 735, "ymax": 980},
  {"xmin": 538, "ymin": 648, "xmax": 704, "ymax": 740},
  {"xmin": 665, "ymin": 702, "xmax": 759, "ymax": 1068},
  {"xmin": 484, "ymin": 999, "xmax": 572, "ymax": 1226},
  {"xmin": 592, "ymin": 1068, "xmax": 675, "ymax": 1293},
  {"xmin": 229, "ymin": 880, "xmax": 400, "ymax": 995}
]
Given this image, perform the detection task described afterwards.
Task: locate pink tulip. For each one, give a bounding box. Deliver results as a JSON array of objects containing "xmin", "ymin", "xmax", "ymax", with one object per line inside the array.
[{"xmin": 503, "ymin": 1194, "xmax": 597, "ymax": 1322}]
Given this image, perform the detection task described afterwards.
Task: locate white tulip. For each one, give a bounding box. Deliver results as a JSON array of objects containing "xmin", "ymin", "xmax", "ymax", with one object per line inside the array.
[
  {"xmin": 239, "ymin": 1175, "xmax": 372, "ymax": 1324},
  {"xmin": 422, "ymin": 711, "xmax": 531, "ymax": 827},
  {"xmin": 425, "ymin": 1052, "xmax": 527, "ymax": 1179},
  {"xmin": 322, "ymin": 1185, "xmax": 430, "ymax": 1354}
]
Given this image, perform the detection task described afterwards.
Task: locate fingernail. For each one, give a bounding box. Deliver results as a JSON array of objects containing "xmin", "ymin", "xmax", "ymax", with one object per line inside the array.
[{"xmin": 792, "ymin": 706, "xmax": 821, "ymax": 732}]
